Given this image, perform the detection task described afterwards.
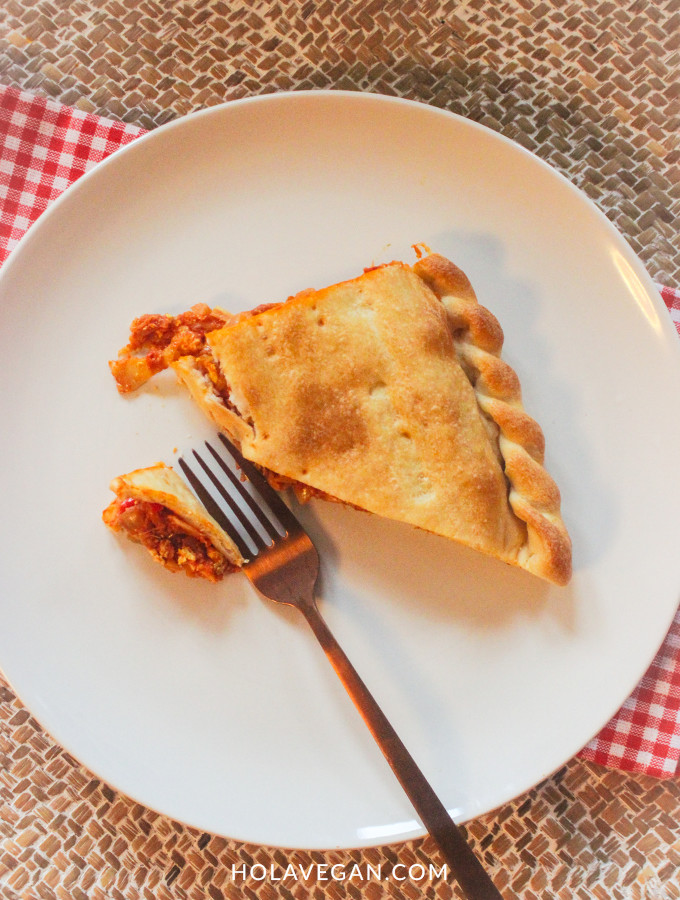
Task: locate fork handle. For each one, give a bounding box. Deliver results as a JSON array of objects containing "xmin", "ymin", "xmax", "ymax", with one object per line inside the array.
[{"xmin": 300, "ymin": 601, "xmax": 505, "ymax": 900}]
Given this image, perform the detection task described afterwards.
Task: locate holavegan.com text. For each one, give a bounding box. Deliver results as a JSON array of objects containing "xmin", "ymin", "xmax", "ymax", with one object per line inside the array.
[{"xmin": 231, "ymin": 863, "xmax": 448, "ymax": 883}]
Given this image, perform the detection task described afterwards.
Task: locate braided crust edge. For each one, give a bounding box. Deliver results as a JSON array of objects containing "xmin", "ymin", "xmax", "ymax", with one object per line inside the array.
[{"xmin": 413, "ymin": 254, "xmax": 572, "ymax": 586}]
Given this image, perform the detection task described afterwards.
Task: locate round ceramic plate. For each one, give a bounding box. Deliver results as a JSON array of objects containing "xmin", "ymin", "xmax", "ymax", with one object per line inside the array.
[{"xmin": 0, "ymin": 91, "xmax": 679, "ymax": 850}]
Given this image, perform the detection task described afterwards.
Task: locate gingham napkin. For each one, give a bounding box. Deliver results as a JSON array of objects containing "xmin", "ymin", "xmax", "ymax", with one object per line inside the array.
[{"xmin": 1, "ymin": 83, "xmax": 679, "ymax": 778}]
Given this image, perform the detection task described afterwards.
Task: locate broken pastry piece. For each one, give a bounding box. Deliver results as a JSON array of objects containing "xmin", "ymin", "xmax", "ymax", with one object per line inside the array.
[
  {"xmin": 103, "ymin": 463, "xmax": 245, "ymax": 581},
  {"xmin": 110, "ymin": 252, "xmax": 571, "ymax": 585}
]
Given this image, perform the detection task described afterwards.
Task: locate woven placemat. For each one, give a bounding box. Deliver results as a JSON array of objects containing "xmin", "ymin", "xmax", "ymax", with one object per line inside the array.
[
  {"xmin": 1, "ymin": 2, "xmax": 680, "ymax": 898},
  {"xmin": 2, "ymin": 679, "xmax": 680, "ymax": 900},
  {"xmin": 0, "ymin": 0, "xmax": 678, "ymax": 287}
]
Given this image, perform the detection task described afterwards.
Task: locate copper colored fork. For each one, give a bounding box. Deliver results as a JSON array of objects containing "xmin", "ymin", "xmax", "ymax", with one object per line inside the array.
[{"xmin": 179, "ymin": 434, "xmax": 504, "ymax": 900}]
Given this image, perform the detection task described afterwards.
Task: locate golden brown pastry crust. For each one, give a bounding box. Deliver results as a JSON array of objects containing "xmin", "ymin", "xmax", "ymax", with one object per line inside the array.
[
  {"xmin": 169, "ymin": 256, "xmax": 571, "ymax": 584},
  {"xmin": 103, "ymin": 463, "xmax": 246, "ymax": 575},
  {"xmin": 413, "ymin": 254, "xmax": 571, "ymax": 585}
]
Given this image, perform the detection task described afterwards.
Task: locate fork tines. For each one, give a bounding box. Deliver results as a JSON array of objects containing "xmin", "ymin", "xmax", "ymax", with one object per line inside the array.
[{"xmin": 178, "ymin": 435, "xmax": 296, "ymax": 559}]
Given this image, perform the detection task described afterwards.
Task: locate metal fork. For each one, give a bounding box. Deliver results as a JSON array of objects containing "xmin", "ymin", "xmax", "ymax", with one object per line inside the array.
[{"xmin": 179, "ymin": 434, "xmax": 505, "ymax": 900}]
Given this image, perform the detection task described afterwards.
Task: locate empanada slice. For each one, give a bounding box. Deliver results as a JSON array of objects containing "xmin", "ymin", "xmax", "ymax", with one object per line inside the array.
[
  {"xmin": 102, "ymin": 463, "xmax": 245, "ymax": 581},
  {"xmin": 110, "ymin": 252, "xmax": 571, "ymax": 585}
]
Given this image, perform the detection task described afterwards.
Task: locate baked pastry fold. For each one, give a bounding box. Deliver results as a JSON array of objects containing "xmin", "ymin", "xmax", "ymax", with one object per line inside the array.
[
  {"xmin": 102, "ymin": 463, "xmax": 245, "ymax": 581},
  {"xmin": 110, "ymin": 252, "xmax": 571, "ymax": 585}
]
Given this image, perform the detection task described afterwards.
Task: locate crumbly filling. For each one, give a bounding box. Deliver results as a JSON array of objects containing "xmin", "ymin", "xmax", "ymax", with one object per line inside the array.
[
  {"xmin": 110, "ymin": 303, "xmax": 233, "ymax": 393},
  {"xmin": 102, "ymin": 497, "xmax": 234, "ymax": 582}
]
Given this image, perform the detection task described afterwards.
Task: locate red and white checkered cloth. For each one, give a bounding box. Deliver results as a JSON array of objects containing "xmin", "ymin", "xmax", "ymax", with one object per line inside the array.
[
  {"xmin": 1, "ymin": 83, "xmax": 680, "ymax": 779},
  {"xmin": 0, "ymin": 86, "xmax": 143, "ymax": 263}
]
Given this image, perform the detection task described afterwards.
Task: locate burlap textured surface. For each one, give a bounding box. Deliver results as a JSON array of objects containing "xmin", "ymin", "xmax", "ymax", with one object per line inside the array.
[{"xmin": 1, "ymin": 2, "xmax": 679, "ymax": 898}]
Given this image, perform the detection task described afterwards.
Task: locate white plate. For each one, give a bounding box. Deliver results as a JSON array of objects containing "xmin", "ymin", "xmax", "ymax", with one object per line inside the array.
[{"xmin": 1, "ymin": 91, "xmax": 679, "ymax": 850}]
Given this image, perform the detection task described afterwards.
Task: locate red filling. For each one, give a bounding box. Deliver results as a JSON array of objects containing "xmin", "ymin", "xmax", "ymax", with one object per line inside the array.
[
  {"xmin": 103, "ymin": 497, "xmax": 235, "ymax": 582},
  {"xmin": 110, "ymin": 303, "xmax": 233, "ymax": 393}
]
